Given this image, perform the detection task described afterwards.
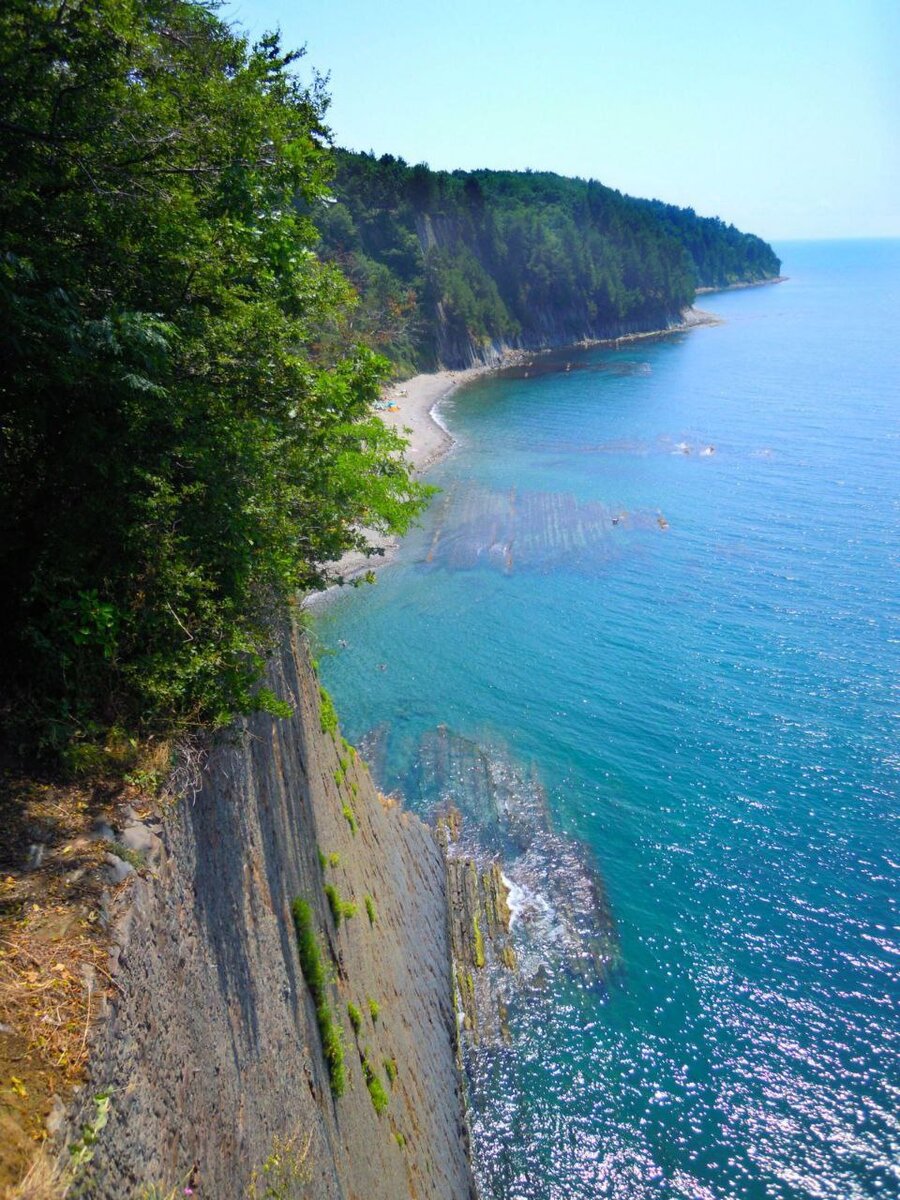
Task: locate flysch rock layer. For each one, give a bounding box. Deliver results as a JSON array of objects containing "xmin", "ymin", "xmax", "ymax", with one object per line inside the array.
[{"xmin": 77, "ymin": 624, "xmax": 476, "ymax": 1200}]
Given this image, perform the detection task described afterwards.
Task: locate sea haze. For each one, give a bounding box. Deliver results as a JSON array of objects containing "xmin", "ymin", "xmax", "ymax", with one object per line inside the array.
[{"xmin": 316, "ymin": 240, "xmax": 900, "ymax": 1200}]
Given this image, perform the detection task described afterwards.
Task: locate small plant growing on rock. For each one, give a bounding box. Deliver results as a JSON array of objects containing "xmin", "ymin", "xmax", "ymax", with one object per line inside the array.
[
  {"xmin": 364, "ymin": 894, "xmax": 377, "ymax": 925},
  {"xmin": 383, "ymin": 1057, "xmax": 398, "ymax": 1086},
  {"xmin": 347, "ymin": 1002, "xmax": 362, "ymax": 1036},
  {"xmin": 319, "ymin": 687, "xmax": 338, "ymax": 736},
  {"xmin": 394, "ymin": 1131, "xmax": 406, "ymax": 1149},
  {"xmin": 248, "ymin": 1128, "xmax": 312, "ymax": 1199},
  {"xmin": 291, "ymin": 898, "xmax": 345, "ymax": 1096},
  {"xmin": 318, "ymin": 1008, "xmax": 346, "ymax": 1097},
  {"xmin": 361, "ymin": 1057, "xmax": 389, "ymax": 1115},
  {"xmin": 367, "ymin": 996, "xmax": 380, "ymax": 1023},
  {"xmin": 324, "ymin": 883, "xmax": 357, "ymax": 926},
  {"xmin": 342, "ymin": 804, "xmax": 358, "ymax": 835}
]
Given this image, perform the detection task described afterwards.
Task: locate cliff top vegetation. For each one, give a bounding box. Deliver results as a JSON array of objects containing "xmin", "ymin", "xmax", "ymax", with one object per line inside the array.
[
  {"xmin": 315, "ymin": 150, "xmax": 782, "ymax": 372},
  {"xmin": 0, "ymin": 0, "xmax": 431, "ymax": 763}
]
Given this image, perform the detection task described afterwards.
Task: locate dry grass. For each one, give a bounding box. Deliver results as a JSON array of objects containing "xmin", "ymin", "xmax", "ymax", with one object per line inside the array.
[
  {"xmin": 0, "ymin": 769, "xmax": 124, "ymax": 1192},
  {"xmin": 0, "ymin": 898, "xmax": 107, "ymax": 1081},
  {"xmin": 3, "ymin": 1147, "xmax": 69, "ymax": 1200}
]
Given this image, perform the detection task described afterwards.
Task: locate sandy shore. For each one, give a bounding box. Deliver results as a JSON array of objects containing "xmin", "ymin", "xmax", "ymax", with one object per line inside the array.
[
  {"xmin": 306, "ymin": 306, "xmax": 720, "ymax": 600},
  {"xmin": 374, "ymin": 306, "xmax": 722, "ymax": 477},
  {"xmin": 305, "ymin": 364, "xmax": 500, "ymax": 600}
]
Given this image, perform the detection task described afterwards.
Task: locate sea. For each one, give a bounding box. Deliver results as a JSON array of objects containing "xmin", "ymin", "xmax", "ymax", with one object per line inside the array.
[{"xmin": 315, "ymin": 240, "xmax": 900, "ymax": 1200}]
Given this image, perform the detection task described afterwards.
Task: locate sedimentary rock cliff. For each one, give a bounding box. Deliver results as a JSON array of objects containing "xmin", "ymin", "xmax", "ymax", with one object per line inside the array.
[{"xmin": 78, "ymin": 626, "xmax": 475, "ymax": 1199}]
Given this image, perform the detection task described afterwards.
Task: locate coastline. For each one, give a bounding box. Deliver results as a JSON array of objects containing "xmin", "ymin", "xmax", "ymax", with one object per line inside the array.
[
  {"xmin": 695, "ymin": 274, "xmax": 787, "ymax": 294},
  {"xmin": 306, "ymin": 305, "xmax": 722, "ymax": 601}
]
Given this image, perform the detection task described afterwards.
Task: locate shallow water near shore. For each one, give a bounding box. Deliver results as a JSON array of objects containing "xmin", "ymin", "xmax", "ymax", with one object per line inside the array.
[{"xmin": 316, "ymin": 241, "xmax": 900, "ymax": 1200}]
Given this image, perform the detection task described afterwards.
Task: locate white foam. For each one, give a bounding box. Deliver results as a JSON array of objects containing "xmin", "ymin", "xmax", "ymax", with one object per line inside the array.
[
  {"xmin": 429, "ymin": 399, "xmax": 453, "ymax": 437},
  {"xmin": 501, "ymin": 871, "xmax": 527, "ymax": 928}
]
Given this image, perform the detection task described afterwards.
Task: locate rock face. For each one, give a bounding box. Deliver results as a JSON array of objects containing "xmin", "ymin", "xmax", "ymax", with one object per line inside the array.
[
  {"xmin": 80, "ymin": 627, "xmax": 476, "ymax": 1199},
  {"xmin": 413, "ymin": 212, "xmax": 688, "ymax": 370}
]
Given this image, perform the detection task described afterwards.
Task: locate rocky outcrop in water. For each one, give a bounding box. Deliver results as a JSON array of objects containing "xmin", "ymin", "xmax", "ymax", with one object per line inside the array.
[{"xmin": 362, "ymin": 726, "xmax": 621, "ymax": 1051}]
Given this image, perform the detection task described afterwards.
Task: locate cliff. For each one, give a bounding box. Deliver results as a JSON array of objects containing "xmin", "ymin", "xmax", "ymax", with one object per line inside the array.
[
  {"xmin": 73, "ymin": 625, "xmax": 476, "ymax": 1199},
  {"xmin": 316, "ymin": 151, "xmax": 782, "ymax": 372}
]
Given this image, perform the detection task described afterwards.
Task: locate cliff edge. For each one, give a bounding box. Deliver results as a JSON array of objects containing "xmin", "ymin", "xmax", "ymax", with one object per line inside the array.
[{"xmin": 75, "ymin": 625, "xmax": 476, "ymax": 1199}]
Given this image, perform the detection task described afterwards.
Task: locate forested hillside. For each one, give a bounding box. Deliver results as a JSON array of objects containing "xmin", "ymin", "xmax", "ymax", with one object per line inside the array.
[{"xmin": 316, "ymin": 151, "xmax": 782, "ymax": 371}]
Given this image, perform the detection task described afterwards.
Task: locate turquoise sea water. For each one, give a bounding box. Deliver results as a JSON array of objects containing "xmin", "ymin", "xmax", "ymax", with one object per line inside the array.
[{"xmin": 316, "ymin": 241, "xmax": 900, "ymax": 1200}]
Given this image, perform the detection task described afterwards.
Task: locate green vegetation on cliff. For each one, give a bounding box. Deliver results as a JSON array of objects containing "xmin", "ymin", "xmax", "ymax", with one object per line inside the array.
[
  {"xmin": 316, "ymin": 151, "xmax": 781, "ymax": 371},
  {"xmin": 0, "ymin": 0, "xmax": 430, "ymax": 758},
  {"xmin": 291, "ymin": 898, "xmax": 346, "ymax": 1096}
]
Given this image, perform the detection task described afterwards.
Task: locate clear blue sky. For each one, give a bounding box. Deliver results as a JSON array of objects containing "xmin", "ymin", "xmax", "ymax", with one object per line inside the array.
[{"xmin": 229, "ymin": 0, "xmax": 898, "ymax": 241}]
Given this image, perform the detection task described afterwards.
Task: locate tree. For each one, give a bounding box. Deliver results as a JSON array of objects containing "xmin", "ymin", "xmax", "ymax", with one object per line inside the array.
[{"xmin": 0, "ymin": 0, "xmax": 432, "ymax": 755}]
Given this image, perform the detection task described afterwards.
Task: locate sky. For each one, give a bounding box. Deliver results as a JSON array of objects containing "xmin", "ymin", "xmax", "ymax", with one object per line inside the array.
[{"xmin": 230, "ymin": 0, "xmax": 899, "ymax": 241}]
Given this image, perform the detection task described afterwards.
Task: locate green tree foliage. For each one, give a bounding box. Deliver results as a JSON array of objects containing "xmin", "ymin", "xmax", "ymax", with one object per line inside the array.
[
  {"xmin": 316, "ymin": 152, "xmax": 782, "ymax": 371},
  {"xmin": 0, "ymin": 1, "xmax": 432, "ymax": 755}
]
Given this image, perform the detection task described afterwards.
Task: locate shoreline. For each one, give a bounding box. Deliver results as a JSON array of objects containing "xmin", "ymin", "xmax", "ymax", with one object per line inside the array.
[
  {"xmin": 695, "ymin": 274, "xmax": 787, "ymax": 295},
  {"xmin": 306, "ymin": 305, "xmax": 722, "ymax": 603}
]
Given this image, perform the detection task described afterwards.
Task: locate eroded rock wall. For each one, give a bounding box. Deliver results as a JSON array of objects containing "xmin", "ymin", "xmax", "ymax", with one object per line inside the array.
[{"xmin": 80, "ymin": 626, "xmax": 475, "ymax": 1200}]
